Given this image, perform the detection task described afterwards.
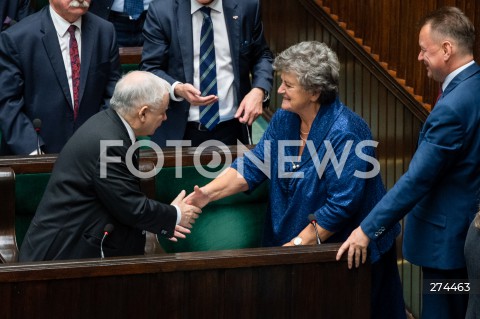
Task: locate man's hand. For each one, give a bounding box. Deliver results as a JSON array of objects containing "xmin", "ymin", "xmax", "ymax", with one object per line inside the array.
[
  {"xmin": 175, "ymin": 83, "xmax": 218, "ymax": 106},
  {"xmin": 168, "ymin": 225, "xmax": 191, "ymax": 242},
  {"xmin": 336, "ymin": 226, "xmax": 370, "ymax": 269},
  {"xmin": 171, "ymin": 190, "xmax": 202, "ymax": 229},
  {"xmin": 235, "ymin": 88, "xmax": 264, "ymax": 125},
  {"xmin": 184, "ymin": 185, "xmax": 210, "ymax": 209}
]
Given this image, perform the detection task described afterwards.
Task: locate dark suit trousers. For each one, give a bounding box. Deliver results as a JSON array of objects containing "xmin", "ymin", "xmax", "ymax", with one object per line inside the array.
[
  {"xmin": 109, "ymin": 11, "xmax": 145, "ymax": 47},
  {"xmin": 371, "ymin": 244, "xmax": 407, "ymax": 319},
  {"xmin": 422, "ymin": 267, "xmax": 469, "ymax": 319},
  {"xmin": 183, "ymin": 118, "xmax": 250, "ymax": 147}
]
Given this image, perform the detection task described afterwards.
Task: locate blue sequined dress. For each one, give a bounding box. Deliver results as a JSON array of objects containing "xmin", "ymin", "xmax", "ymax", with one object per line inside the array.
[{"xmin": 232, "ymin": 98, "xmax": 400, "ymax": 262}]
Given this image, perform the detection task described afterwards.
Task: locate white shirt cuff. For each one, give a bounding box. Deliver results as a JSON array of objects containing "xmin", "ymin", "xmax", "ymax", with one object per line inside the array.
[
  {"xmin": 173, "ymin": 204, "xmax": 181, "ymax": 225},
  {"xmin": 170, "ymin": 81, "xmax": 185, "ymax": 102}
]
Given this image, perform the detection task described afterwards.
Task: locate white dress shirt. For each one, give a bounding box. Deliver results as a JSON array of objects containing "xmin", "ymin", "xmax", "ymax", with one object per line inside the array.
[
  {"xmin": 442, "ymin": 60, "xmax": 475, "ymax": 92},
  {"xmin": 188, "ymin": 0, "xmax": 236, "ymax": 122},
  {"xmin": 49, "ymin": 6, "xmax": 82, "ymax": 110}
]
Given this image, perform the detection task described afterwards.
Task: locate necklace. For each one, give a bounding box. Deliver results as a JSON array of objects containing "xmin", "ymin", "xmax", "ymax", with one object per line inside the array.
[
  {"xmin": 300, "ymin": 129, "xmax": 309, "ymax": 135},
  {"xmin": 292, "ymin": 135, "xmax": 307, "ymax": 171}
]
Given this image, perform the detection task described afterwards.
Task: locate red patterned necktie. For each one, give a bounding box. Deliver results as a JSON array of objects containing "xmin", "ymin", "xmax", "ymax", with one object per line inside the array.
[
  {"xmin": 67, "ymin": 25, "xmax": 80, "ymax": 120},
  {"xmin": 435, "ymin": 85, "xmax": 443, "ymax": 104}
]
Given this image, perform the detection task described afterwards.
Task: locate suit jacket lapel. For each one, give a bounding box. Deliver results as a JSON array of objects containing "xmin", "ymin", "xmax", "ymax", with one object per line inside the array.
[
  {"xmin": 79, "ymin": 13, "xmax": 93, "ymax": 106},
  {"xmin": 223, "ymin": 0, "xmax": 240, "ymax": 90},
  {"xmin": 176, "ymin": 0, "xmax": 194, "ymax": 83},
  {"xmin": 41, "ymin": 7, "xmax": 73, "ymax": 109},
  {"xmin": 442, "ymin": 63, "xmax": 480, "ymax": 98}
]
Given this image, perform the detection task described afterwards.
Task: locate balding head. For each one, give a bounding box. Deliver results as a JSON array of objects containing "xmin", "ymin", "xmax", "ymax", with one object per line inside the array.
[
  {"xmin": 111, "ymin": 71, "xmax": 171, "ymax": 136},
  {"xmin": 111, "ymin": 71, "xmax": 171, "ymax": 117}
]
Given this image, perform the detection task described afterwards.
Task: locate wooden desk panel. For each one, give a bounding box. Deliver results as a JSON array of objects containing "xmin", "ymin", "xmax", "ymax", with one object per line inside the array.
[{"xmin": 0, "ymin": 245, "xmax": 370, "ymax": 319}]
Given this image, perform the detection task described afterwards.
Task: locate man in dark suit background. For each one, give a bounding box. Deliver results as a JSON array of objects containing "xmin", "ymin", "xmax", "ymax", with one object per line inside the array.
[
  {"xmin": 0, "ymin": 0, "xmax": 121, "ymax": 155},
  {"xmin": 1, "ymin": 0, "xmax": 31, "ymax": 30},
  {"xmin": 19, "ymin": 71, "xmax": 201, "ymax": 261},
  {"xmin": 141, "ymin": 0, "xmax": 273, "ymax": 147},
  {"xmin": 88, "ymin": 0, "xmax": 149, "ymax": 47},
  {"xmin": 337, "ymin": 7, "xmax": 480, "ymax": 319}
]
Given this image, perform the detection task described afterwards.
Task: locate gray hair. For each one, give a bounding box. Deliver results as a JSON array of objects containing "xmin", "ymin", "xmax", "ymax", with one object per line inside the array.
[
  {"xmin": 110, "ymin": 71, "xmax": 171, "ymax": 116},
  {"xmin": 273, "ymin": 41, "xmax": 340, "ymax": 105},
  {"xmin": 419, "ymin": 6, "xmax": 475, "ymax": 55}
]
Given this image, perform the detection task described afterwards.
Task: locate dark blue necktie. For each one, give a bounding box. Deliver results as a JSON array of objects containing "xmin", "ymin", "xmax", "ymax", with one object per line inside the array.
[
  {"xmin": 199, "ymin": 6, "xmax": 219, "ymax": 130},
  {"xmin": 124, "ymin": 0, "xmax": 143, "ymax": 20}
]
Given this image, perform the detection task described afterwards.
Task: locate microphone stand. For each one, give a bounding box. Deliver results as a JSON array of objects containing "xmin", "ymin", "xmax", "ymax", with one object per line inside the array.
[
  {"xmin": 308, "ymin": 214, "xmax": 321, "ymax": 245},
  {"xmin": 311, "ymin": 220, "xmax": 321, "ymax": 245}
]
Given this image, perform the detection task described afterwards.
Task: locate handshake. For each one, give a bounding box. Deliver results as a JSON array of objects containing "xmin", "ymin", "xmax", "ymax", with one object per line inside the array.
[{"xmin": 167, "ymin": 186, "xmax": 211, "ymax": 242}]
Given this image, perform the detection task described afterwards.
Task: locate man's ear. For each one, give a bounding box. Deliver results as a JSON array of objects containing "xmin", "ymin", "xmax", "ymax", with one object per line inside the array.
[
  {"xmin": 138, "ymin": 105, "xmax": 149, "ymax": 122},
  {"xmin": 442, "ymin": 40, "xmax": 453, "ymax": 60}
]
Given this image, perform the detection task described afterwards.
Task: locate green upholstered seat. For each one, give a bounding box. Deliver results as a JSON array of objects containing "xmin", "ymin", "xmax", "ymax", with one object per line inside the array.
[
  {"xmin": 121, "ymin": 64, "xmax": 139, "ymax": 74},
  {"xmin": 15, "ymin": 173, "xmax": 51, "ymax": 247},
  {"xmin": 155, "ymin": 166, "xmax": 267, "ymax": 252}
]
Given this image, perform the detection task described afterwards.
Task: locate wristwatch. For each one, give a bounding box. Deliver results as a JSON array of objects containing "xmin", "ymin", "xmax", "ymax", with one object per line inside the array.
[
  {"xmin": 293, "ymin": 237, "xmax": 303, "ymax": 246},
  {"xmin": 262, "ymin": 89, "xmax": 270, "ymax": 103}
]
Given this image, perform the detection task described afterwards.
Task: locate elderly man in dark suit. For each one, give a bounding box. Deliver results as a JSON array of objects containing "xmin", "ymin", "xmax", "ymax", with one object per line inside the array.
[
  {"xmin": 337, "ymin": 7, "xmax": 480, "ymax": 319},
  {"xmin": 19, "ymin": 71, "xmax": 201, "ymax": 261},
  {"xmin": 1, "ymin": 0, "xmax": 31, "ymax": 30},
  {"xmin": 0, "ymin": 0, "xmax": 121, "ymax": 155},
  {"xmin": 141, "ymin": 0, "xmax": 273, "ymax": 147}
]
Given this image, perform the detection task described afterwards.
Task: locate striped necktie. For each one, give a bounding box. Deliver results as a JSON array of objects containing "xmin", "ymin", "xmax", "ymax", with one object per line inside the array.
[
  {"xmin": 124, "ymin": 0, "xmax": 143, "ymax": 20},
  {"xmin": 199, "ymin": 6, "xmax": 219, "ymax": 130}
]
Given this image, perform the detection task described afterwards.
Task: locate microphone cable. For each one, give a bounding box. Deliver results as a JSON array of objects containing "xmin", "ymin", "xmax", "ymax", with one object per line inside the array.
[{"xmin": 100, "ymin": 224, "xmax": 114, "ymax": 258}]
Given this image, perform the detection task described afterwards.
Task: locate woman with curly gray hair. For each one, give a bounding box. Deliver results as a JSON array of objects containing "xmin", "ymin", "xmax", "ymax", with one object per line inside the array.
[{"xmin": 186, "ymin": 42, "xmax": 405, "ymax": 318}]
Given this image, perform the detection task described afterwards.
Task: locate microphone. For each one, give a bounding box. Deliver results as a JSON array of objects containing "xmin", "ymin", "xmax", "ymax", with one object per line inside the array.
[
  {"xmin": 33, "ymin": 118, "xmax": 42, "ymax": 155},
  {"xmin": 100, "ymin": 224, "xmax": 114, "ymax": 259},
  {"xmin": 308, "ymin": 214, "xmax": 322, "ymax": 245}
]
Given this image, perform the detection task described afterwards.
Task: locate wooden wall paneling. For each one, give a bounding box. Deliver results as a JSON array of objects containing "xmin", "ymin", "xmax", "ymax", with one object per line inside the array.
[
  {"xmin": 394, "ymin": 100, "xmax": 405, "ymax": 186},
  {"xmin": 383, "ymin": 91, "xmax": 395, "ymax": 190},
  {"xmin": 353, "ymin": 58, "xmax": 364, "ymax": 117},
  {"xmin": 256, "ymin": 265, "xmax": 290, "ymax": 317},
  {"xmin": 387, "ymin": 2, "xmax": 400, "ymax": 71},
  {"xmin": 376, "ymin": 83, "xmax": 388, "ymax": 187},
  {"xmin": 320, "ymin": 0, "xmax": 480, "ymax": 108},
  {"xmin": 223, "ymin": 268, "xmax": 257, "ymax": 318},
  {"xmin": 188, "ymin": 269, "xmax": 224, "ymax": 318},
  {"xmin": 344, "ymin": 52, "xmax": 355, "ymax": 107},
  {"xmin": 361, "ymin": 66, "xmax": 372, "ymax": 135},
  {"xmin": 337, "ymin": 44, "xmax": 348, "ymax": 104}
]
